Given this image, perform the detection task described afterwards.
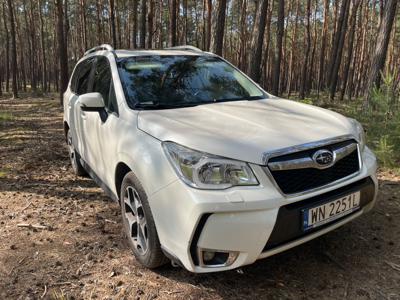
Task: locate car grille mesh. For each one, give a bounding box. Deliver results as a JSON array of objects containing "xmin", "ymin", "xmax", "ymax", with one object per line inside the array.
[{"xmin": 266, "ymin": 140, "xmax": 360, "ymax": 194}]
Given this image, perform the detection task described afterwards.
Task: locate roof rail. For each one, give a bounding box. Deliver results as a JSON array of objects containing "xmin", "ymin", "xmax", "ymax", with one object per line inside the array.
[
  {"xmin": 164, "ymin": 45, "xmax": 203, "ymax": 52},
  {"xmin": 84, "ymin": 44, "xmax": 114, "ymax": 56}
]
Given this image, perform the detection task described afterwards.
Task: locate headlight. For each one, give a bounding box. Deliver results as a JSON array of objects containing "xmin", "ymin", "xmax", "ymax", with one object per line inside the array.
[
  {"xmin": 162, "ymin": 142, "xmax": 259, "ymax": 189},
  {"xmin": 348, "ymin": 118, "xmax": 366, "ymax": 151}
]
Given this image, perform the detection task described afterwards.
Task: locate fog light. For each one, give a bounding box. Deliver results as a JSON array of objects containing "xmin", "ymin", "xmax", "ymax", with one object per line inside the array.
[
  {"xmin": 226, "ymin": 252, "xmax": 239, "ymax": 266},
  {"xmin": 203, "ymin": 251, "xmax": 216, "ymax": 262},
  {"xmin": 199, "ymin": 249, "xmax": 239, "ymax": 267}
]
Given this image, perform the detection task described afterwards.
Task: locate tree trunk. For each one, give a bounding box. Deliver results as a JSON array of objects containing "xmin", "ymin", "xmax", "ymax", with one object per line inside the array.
[
  {"xmin": 37, "ymin": 0, "xmax": 47, "ymax": 93},
  {"xmin": 7, "ymin": 0, "xmax": 18, "ymax": 98},
  {"xmin": 206, "ymin": 0, "xmax": 212, "ymax": 51},
  {"xmin": 96, "ymin": 0, "xmax": 102, "ymax": 44},
  {"xmin": 109, "ymin": 0, "xmax": 117, "ymax": 48},
  {"xmin": 168, "ymin": 0, "xmax": 177, "ymax": 46},
  {"xmin": 340, "ymin": 0, "xmax": 362, "ymax": 101},
  {"xmin": 364, "ymin": 0, "xmax": 398, "ymax": 107},
  {"xmin": 211, "ymin": 0, "xmax": 227, "ymax": 56},
  {"xmin": 271, "ymin": 0, "xmax": 284, "ymax": 95},
  {"xmin": 2, "ymin": 2, "xmax": 10, "ymax": 93},
  {"xmin": 29, "ymin": 0, "xmax": 38, "ymax": 93},
  {"xmin": 238, "ymin": 0, "xmax": 247, "ymax": 71},
  {"xmin": 327, "ymin": 0, "xmax": 350, "ymax": 87},
  {"xmin": 286, "ymin": 0, "xmax": 300, "ymax": 96},
  {"xmin": 248, "ymin": 0, "xmax": 269, "ymax": 83},
  {"xmin": 55, "ymin": 0, "xmax": 68, "ymax": 105},
  {"xmin": 140, "ymin": 0, "xmax": 146, "ymax": 48},
  {"xmin": 299, "ymin": 0, "xmax": 311, "ymax": 99},
  {"xmin": 329, "ymin": 0, "xmax": 351, "ymax": 100},
  {"xmin": 147, "ymin": 0, "xmax": 154, "ymax": 48},
  {"xmin": 317, "ymin": 0, "xmax": 330, "ymax": 95},
  {"xmin": 157, "ymin": 0, "xmax": 163, "ymax": 48},
  {"xmin": 132, "ymin": 0, "xmax": 138, "ymax": 48}
]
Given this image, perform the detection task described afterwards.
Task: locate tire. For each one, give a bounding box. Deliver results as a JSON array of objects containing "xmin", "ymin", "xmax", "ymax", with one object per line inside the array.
[
  {"xmin": 66, "ymin": 129, "xmax": 87, "ymax": 176},
  {"xmin": 120, "ymin": 172, "xmax": 168, "ymax": 268}
]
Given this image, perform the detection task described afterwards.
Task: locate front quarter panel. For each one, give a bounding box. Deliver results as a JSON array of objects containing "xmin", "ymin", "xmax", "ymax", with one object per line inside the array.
[{"xmin": 113, "ymin": 117, "xmax": 178, "ymax": 198}]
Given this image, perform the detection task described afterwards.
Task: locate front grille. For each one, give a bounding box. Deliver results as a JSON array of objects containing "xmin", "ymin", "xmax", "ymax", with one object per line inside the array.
[{"xmin": 266, "ymin": 140, "xmax": 360, "ymax": 194}]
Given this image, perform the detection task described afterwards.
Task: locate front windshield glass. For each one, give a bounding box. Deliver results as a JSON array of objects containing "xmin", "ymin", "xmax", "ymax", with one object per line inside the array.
[{"xmin": 117, "ymin": 55, "xmax": 267, "ymax": 109}]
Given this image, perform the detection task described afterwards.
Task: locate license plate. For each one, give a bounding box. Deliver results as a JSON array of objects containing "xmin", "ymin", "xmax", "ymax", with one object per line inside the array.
[{"xmin": 302, "ymin": 192, "xmax": 360, "ymax": 231}]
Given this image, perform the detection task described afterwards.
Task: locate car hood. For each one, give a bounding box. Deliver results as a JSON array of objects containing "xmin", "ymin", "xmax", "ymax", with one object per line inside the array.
[{"xmin": 137, "ymin": 98, "xmax": 357, "ymax": 165}]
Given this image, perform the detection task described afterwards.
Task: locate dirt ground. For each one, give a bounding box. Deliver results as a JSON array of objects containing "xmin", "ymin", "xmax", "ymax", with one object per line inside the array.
[{"xmin": 0, "ymin": 95, "xmax": 399, "ymax": 300}]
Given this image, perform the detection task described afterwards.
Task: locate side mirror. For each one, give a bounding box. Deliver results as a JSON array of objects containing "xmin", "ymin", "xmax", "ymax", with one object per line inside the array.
[{"xmin": 79, "ymin": 92, "xmax": 105, "ymax": 112}]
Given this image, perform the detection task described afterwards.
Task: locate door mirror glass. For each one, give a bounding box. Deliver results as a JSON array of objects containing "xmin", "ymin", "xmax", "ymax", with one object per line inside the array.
[{"xmin": 79, "ymin": 92, "xmax": 105, "ymax": 111}]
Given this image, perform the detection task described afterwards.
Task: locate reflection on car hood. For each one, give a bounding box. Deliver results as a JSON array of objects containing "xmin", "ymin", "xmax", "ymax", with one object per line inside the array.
[{"xmin": 138, "ymin": 98, "xmax": 357, "ymax": 164}]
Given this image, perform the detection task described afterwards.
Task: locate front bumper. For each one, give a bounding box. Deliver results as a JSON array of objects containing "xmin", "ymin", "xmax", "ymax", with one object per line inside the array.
[{"xmin": 149, "ymin": 147, "xmax": 378, "ymax": 273}]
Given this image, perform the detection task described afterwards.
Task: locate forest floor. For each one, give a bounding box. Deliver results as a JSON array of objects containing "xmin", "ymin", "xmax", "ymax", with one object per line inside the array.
[{"xmin": 0, "ymin": 95, "xmax": 399, "ymax": 300}]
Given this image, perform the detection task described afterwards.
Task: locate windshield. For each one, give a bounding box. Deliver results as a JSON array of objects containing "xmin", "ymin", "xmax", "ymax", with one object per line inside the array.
[{"xmin": 117, "ymin": 55, "xmax": 267, "ymax": 109}]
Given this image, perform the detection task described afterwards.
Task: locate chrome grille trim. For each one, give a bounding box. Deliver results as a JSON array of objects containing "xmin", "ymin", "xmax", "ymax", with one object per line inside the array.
[
  {"xmin": 268, "ymin": 142, "xmax": 357, "ymax": 171},
  {"xmin": 262, "ymin": 134, "xmax": 357, "ymax": 164}
]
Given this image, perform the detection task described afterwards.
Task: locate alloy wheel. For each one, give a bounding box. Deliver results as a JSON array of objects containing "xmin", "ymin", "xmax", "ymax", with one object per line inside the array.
[{"xmin": 123, "ymin": 186, "xmax": 149, "ymax": 255}]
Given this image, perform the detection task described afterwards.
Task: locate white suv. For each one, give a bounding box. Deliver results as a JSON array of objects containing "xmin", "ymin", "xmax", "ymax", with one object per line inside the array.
[{"xmin": 63, "ymin": 44, "xmax": 378, "ymax": 273}]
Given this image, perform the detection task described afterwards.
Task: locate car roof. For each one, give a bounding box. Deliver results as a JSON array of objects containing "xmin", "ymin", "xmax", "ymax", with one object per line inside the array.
[{"xmin": 114, "ymin": 49, "xmax": 214, "ymax": 58}]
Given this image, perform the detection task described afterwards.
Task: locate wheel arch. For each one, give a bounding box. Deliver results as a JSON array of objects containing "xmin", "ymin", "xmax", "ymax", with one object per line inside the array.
[
  {"xmin": 115, "ymin": 162, "xmax": 132, "ymax": 202},
  {"xmin": 63, "ymin": 121, "xmax": 69, "ymax": 143}
]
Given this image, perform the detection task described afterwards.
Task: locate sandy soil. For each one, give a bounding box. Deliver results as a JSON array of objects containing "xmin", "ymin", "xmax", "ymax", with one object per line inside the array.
[{"xmin": 0, "ymin": 96, "xmax": 399, "ymax": 300}]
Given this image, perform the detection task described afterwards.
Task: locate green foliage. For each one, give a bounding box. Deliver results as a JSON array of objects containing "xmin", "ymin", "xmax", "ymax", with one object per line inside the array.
[
  {"xmin": 299, "ymin": 98, "xmax": 314, "ymax": 105},
  {"xmin": 292, "ymin": 71, "xmax": 400, "ymax": 170},
  {"xmin": 361, "ymin": 71, "xmax": 400, "ymax": 169},
  {"xmin": 375, "ymin": 135, "xmax": 395, "ymax": 168},
  {"xmin": 0, "ymin": 112, "xmax": 13, "ymax": 122}
]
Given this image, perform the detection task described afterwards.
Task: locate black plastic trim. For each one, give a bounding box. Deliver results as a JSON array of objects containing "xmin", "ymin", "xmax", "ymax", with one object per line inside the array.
[
  {"xmin": 189, "ymin": 213, "xmax": 212, "ymax": 266},
  {"xmin": 80, "ymin": 157, "xmax": 119, "ymax": 202},
  {"xmin": 263, "ymin": 177, "xmax": 375, "ymax": 251}
]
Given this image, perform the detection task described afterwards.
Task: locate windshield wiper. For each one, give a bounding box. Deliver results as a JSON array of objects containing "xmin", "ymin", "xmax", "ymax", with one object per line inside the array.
[
  {"xmin": 134, "ymin": 102, "xmax": 200, "ymax": 110},
  {"xmin": 213, "ymin": 95, "xmax": 265, "ymax": 102}
]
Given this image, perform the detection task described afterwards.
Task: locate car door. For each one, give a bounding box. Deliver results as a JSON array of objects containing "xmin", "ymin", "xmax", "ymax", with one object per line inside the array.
[
  {"xmin": 88, "ymin": 56, "xmax": 121, "ymax": 188},
  {"xmin": 68, "ymin": 57, "xmax": 95, "ymax": 162}
]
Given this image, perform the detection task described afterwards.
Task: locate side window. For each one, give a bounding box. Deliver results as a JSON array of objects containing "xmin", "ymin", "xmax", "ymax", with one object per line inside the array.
[
  {"xmin": 108, "ymin": 81, "xmax": 119, "ymax": 114},
  {"xmin": 93, "ymin": 56, "xmax": 118, "ymax": 114},
  {"xmin": 76, "ymin": 58, "xmax": 94, "ymax": 95},
  {"xmin": 70, "ymin": 65, "xmax": 80, "ymax": 93}
]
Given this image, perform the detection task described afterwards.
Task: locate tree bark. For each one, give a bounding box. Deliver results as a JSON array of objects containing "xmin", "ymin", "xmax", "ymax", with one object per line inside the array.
[
  {"xmin": 329, "ymin": 0, "xmax": 351, "ymax": 100},
  {"xmin": 37, "ymin": 0, "xmax": 47, "ymax": 93},
  {"xmin": 340, "ymin": 0, "xmax": 362, "ymax": 101},
  {"xmin": 168, "ymin": 0, "xmax": 177, "ymax": 46},
  {"xmin": 317, "ymin": 0, "xmax": 330, "ymax": 95},
  {"xmin": 147, "ymin": 0, "xmax": 154, "ymax": 48},
  {"xmin": 364, "ymin": 0, "xmax": 398, "ymax": 107},
  {"xmin": 248, "ymin": 0, "xmax": 269, "ymax": 83},
  {"xmin": 299, "ymin": 0, "xmax": 311, "ymax": 99},
  {"xmin": 272, "ymin": 0, "xmax": 284, "ymax": 95},
  {"xmin": 206, "ymin": 0, "xmax": 212, "ymax": 51},
  {"xmin": 2, "ymin": 2, "xmax": 10, "ymax": 93},
  {"xmin": 238, "ymin": 0, "xmax": 247, "ymax": 71},
  {"xmin": 109, "ymin": 0, "xmax": 117, "ymax": 48},
  {"xmin": 96, "ymin": 0, "xmax": 102, "ymax": 44},
  {"xmin": 55, "ymin": 0, "xmax": 68, "ymax": 105},
  {"xmin": 140, "ymin": 0, "xmax": 146, "ymax": 48},
  {"xmin": 286, "ymin": 0, "xmax": 300, "ymax": 96},
  {"xmin": 7, "ymin": 0, "xmax": 18, "ymax": 98},
  {"xmin": 132, "ymin": 0, "xmax": 138, "ymax": 48},
  {"xmin": 211, "ymin": 0, "xmax": 227, "ymax": 56}
]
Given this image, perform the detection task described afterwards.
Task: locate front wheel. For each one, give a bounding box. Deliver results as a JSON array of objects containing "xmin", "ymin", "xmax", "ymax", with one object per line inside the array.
[
  {"xmin": 67, "ymin": 130, "xmax": 87, "ymax": 176},
  {"xmin": 120, "ymin": 172, "xmax": 168, "ymax": 268}
]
